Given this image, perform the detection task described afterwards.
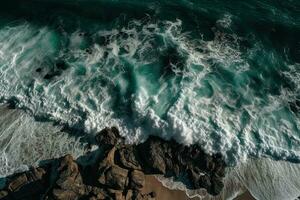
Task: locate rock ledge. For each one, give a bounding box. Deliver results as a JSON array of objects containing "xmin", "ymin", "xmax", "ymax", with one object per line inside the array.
[{"xmin": 0, "ymin": 127, "xmax": 226, "ymax": 200}]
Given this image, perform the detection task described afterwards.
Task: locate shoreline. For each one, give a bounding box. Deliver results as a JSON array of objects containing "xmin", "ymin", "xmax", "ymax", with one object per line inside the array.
[
  {"xmin": 1, "ymin": 107, "xmax": 299, "ymax": 200},
  {"xmin": 144, "ymin": 176, "xmax": 256, "ymax": 200},
  {"xmin": 0, "ymin": 127, "xmax": 226, "ymax": 199}
]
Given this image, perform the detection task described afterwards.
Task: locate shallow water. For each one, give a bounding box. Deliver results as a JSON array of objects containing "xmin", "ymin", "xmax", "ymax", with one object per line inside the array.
[
  {"xmin": 158, "ymin": 158, "xmax": 300, "ymax": 200},
  {"xmin": 0, "ymin": 0, "xmax": 300, "ymax": 167},
  {"xmin": 0, "ymin": 107, "xmax": 86, "ymax": 177}
]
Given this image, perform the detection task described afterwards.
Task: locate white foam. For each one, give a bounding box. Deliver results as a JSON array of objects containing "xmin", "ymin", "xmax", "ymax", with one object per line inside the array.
[
  {"xmin": 156, "ymin": 158, "xmax": 300, "ymax": 200},
  {"xmin": 0, "ymin": 18, "xmax": 299, "ymax": 166},
  {"xmin": 0, "ymin": 106, "xmax": 86, "ymax": 177}
]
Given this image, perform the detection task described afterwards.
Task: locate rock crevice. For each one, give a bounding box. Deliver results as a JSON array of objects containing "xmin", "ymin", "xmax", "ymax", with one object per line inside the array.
[{"xmin": 0, "ymin": 127, "xmax": 226, "ymax": 200}]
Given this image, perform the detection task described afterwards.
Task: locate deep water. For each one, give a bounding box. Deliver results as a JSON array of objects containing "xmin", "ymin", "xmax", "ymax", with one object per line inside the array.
[{"xmin": 0, "ymin": 0, "xmax": 300, "ymax": 170}]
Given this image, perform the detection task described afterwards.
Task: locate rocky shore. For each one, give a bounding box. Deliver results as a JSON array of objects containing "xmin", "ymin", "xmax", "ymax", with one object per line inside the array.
[{"xmin": 0, "ymin": 127, "xmax": 226, "ymax": 200}]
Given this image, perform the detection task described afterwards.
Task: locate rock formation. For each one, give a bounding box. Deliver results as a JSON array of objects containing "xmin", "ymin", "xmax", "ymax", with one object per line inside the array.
[{"xmin": 0, "ymin": 127, "xmax": 226, "ymax": 200}]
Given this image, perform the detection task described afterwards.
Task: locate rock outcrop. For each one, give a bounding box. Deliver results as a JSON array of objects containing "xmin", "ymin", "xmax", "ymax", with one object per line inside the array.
[{"xmin": 0, "ymin": 127, "xmax": 226, "ymax": 200}]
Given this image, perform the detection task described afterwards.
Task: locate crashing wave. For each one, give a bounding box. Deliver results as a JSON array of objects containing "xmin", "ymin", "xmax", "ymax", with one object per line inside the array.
[{"xmin": 0, "ymin": 13, "xmax": 300, "ymax": 165}]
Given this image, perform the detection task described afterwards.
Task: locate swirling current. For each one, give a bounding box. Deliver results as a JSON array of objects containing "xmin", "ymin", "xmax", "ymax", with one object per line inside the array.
[{"xmin": 0, "ymin": 0, "xmax": 300, "ymax": 180}]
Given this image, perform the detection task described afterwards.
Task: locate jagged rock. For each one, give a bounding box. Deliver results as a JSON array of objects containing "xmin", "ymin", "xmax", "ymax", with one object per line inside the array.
[
  {"xmin": 52, "ymin": 189, "xmax": 78, "ymax": 200},
  {"xmin": 99, "ymin": 165, "xmax": 129, "ymax": 190},
  {"xmin": 129, "ymin": 170, "xmax": 145, "ymax": 190},
  {"xmin": 187, "ymin": 168, "xmax": 202, "ymax": 189},
  {"xmin": 204, "ymin": 156, "xmax": 215, "ymax": 172},
  {"xmin": 3, "ymin": 166, "xmax": 48, "ymax": 199},
  {"xmin": 0, "ymin": 191, "xmax": 8, "ymax": 199},
  {"xmin": 213, "ymin": 154, "xmax": 226, "ymax": 177},
  {"xmin": 115, "ymin": 146, "xmax": 142, "ymax": 170},
  {"xmin": 134, "ymin": 192, "xmax": 156, "ymax": 200},
  {"xmin": 8, "ymin": 174, "xmax": 28, "ymax": 192},
  {"xmin": 57, "ymin": 155, "xmax": 79, "ymax": 178},
  {"xmin": 52, "ymin": 155, "xmax": 86, "ymax": 199},
  {"xmin": 138, "ymin": 138, "xmax": 167, "ymax": 174},
  {"xmin": 198, "ymin": 174, "xmax": 212, "ymax": 189},
  {"xmin": 210, "ymin": 175, "xmax": 224, "ymax": 195},
  {"xmin": 95, "ymin": 127, "xmax": 123, "ymax": 147},
  {"xmin": 1, "ymin": 127, "xmax": 226, "ymax": 199},
  {"xmin": 96, "ymin": 191, "xmax": 106, "ymax": 200},
  {"xmin": 125, "ymin": 190, "xmax": 133, "ymax": 200},
  {"xmin": 113, "ymin": 191, "xmax": 125, "ymax": 200},
  {"xmin": 149, "ymin": 191, "xmax": 156, "ymax": 198}
]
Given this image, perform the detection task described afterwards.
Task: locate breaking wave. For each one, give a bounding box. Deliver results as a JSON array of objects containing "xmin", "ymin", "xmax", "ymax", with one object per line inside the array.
[{"xmin": 0, "ymin": 0, "xmax": 300, "ymax": 171}]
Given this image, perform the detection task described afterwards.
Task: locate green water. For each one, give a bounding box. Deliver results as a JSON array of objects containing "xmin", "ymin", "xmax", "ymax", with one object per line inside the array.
[{"xmin": 0, "ymin": 0, "xmax": 299, "ymax": 166}]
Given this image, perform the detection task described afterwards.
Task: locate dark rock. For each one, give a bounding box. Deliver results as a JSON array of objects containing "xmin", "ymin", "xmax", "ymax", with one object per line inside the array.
[
  {"xmin": 1, "ymin": 127, "xmax": 226, "ymax": 199},
  {"xmin": 95, "ymin": 127, "xmax": 123, "ymax": 147},
  {"xmin": 52, "ymin": 189, "xmax": 78, "ymax": 200},
  {"xmin": 8, "ymin": 174, "xmax": 28, "ymax": 192},
  {"xmin": 4, "ymin": 166, "xmax": 49, "ymax": 199},
  {"xmin": 149, "ymin": 191, "xmax": 156, "ymax": 198},
  {"xmin": 137, "ymin": 138, "xmax": 167, "ymax": 174},
  {"xmin": 0, "ymin": 190, "xmax": 8, "ymax": 199},
  {"xmin": 210, "ymin": 175, "xmax": 224, "ymax": 196},
  {"xmin": 115, "ymin": 146, "xmax": 142, "ymax": 170},
  {"xmin": 198, "ymin": 175, "xmax": 211, "ymax": 189},
  {"xmin": 187, "ymin": 168, "xmax": 201, "ymax": 189},
  {"xmin": 90, "ymin": 187, "xmax": 107, "ymax": 199},
  {"xmin": 57, "ymin": 155, "xmax": 79, "ymax": 178},
  {"xmin": 54, "ymin": 155, "xmax": 85, "ymax": 196},
  {"xmin": 129, "ymin": 170, "xmax": 145, "ymax": 190},
  {"xmin": 99, "ymin": 165, "xmax": 129, "ymax": 190}
]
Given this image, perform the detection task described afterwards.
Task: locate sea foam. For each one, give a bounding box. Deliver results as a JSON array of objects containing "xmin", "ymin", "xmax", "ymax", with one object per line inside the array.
[
  {"xmin": 0, "ymin": 15, "xmax": 300, "ymax": 165},
  {"xmin": 0, "ymin": 106, "xmax": 86, "ymax": 177}
]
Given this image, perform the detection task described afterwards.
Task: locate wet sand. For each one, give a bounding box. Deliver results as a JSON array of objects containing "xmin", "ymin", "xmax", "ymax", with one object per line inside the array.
[
  {"xmin": 142, "ymin": 175, "xmax": 256, "ymax": 200},
  {"xmin": 234, "ymin": 191, "xmax": 255, "ymax": 200},
  {"xmin": 142, "ymin": 175, "xmax": 199, "ymax": 200}
]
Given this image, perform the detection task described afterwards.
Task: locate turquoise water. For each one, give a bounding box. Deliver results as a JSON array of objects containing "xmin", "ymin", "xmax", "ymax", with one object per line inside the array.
[{"xmin": 0, "ymin": 0, "xmax": 300, "ymax": 166}]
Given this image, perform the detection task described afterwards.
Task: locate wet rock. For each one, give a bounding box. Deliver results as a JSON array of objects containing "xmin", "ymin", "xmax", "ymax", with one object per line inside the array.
[
  {"xmin": 138, "ymin": 138, "xmax": 167, "ymax": 174},
  {"xmin": 125, "ymin": 190, "xmax": 133, "ymax": 200},
  {"xmin": 1, "ymin": 127, "xmax": 226, "ymax": 199},
  {"xmin": 52, "ymin": 189, "xmax": 78, "ymax": 200},
  {"xmin": 149, "ymin": 191, "xmax": 156, "ymax": 198},
  {"xmin": 57, "ymin": 155, "xmax": 79, "ymax": 178},
  {"xmin": 129, "ymin": 170, "xmax": 145, "ymax": 190},
  {"xmin": 0, "ymin": 190, "xmax": 8, "ymax": 199},
  {"xmin": 99, "ymin": 165, "xmax": 129, "ymax": 190},
  {"xmin": 8, "ymin": 174, "xmax": 28, "ymax": 192},
  {"xmin": 3, "ymin": 166, "xmax": 48, "ymax": 199},
  {"xmin": 115, "ymin": 146, "xmax": 142, "ymax": 170},
  {"xmin": 198, "ymin": 174, "xmax": 212, "ymax": 189},
  {"xmin": 95, "ymin": 127, "xmax": 123, "ymax": 147},
  {"xmin": 48, "ymin": 154, "xmax": 86, "ymax": 200},
  {"xmin": 187, "ymin": 168, "xmax": 202, "ymax": 189},
  {"xmin": 113, "ymin": 191, "xmax": 125, "ymax": 200},
  {"xmin": 210, "ymin": 175, "xmax": 224, "ymax": 196}
]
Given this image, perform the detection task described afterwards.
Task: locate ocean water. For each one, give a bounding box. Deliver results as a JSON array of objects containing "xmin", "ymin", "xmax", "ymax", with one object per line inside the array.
[
  {"xmin": 158, "ymin": 158, "xmax": 300, "ymax": 200},
  {"xmin": 0, "ymin": 0, "xmax": 300, "ymax": 172},
  {"xmin": 0, "ymin": 107, "xmax": 86, "ymax": 177}
]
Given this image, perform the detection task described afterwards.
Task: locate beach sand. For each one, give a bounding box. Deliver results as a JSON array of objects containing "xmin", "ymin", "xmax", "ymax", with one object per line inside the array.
[
  {"xmin": 142, "ymin": 175, "xmax": 198, "ymax": 200},
  {"xmin": 142, "ymin": 175, "xmax": 256, "ymax": 200}
]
